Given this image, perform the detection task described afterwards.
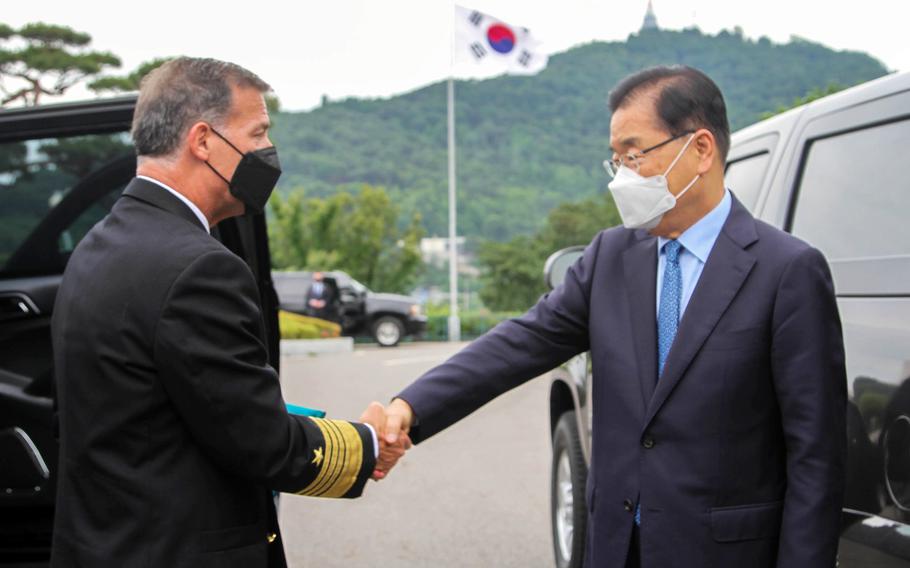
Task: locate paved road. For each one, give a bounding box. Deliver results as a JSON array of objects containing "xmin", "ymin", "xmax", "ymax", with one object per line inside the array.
[{"xmin": 278, "ymin": 342, "xmax": 556, "ymax": 567}]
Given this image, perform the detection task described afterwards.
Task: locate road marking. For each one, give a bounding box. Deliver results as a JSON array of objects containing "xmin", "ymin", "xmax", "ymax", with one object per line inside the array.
[{"xmin": 382, "ymin": 354, "xmax": 449, "ymax": 367}]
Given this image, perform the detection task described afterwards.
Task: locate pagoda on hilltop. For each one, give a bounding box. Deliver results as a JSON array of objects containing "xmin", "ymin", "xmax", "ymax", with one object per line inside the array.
[{"xmin": 641, "ymin": 0, "xmax": 659, "ymax": 31}]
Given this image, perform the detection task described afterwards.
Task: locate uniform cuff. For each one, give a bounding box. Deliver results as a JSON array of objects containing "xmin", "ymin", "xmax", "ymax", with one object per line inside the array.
[{"xmin": 363, "ymin": 423, "xmax": 380, "ymax": 459}]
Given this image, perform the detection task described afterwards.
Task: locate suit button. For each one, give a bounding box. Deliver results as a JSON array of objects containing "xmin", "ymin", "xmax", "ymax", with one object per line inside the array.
[
  {"xmin": 623, "ymin": 499, "xmax": 634, "ymax": 512},
  {"xmin": 642, "ymin": 435, "xmax": 655, "ymax": 449}
]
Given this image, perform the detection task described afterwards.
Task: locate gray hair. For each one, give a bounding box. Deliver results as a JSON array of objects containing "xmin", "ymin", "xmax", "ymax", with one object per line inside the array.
[{"xmin": 131, "ymin": 57, "xmax": 270, "ymax": 158}]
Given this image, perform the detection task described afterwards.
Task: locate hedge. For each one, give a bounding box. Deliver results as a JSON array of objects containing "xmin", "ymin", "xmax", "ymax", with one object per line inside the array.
[
  {"xmin": 279, "ymin": 310, "xmax": 342, "ymax": 340},
  {"xmin": 424, "ymin": 310, "xmax": 522, "ymax": 341}
]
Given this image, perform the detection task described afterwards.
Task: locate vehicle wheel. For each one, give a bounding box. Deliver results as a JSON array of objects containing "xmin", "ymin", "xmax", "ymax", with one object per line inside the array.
[
  {"xmin": 372, "ymin": 316, "xmax": 404, "ymax": 347},
  {"xmin": 552, "ymin": 411, "xmax": 588, "ymax": 568}
]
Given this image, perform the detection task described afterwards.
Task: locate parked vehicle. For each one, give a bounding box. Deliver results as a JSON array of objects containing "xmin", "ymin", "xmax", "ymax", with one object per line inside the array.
[
  {"xmin": 0, "ymin": 96, "xmax": 281, "ymax": 564},
  {"xmin": 272, "ymin": 270, "xmax": 426, "ymax": 347},
  {"xmin": 546, "ymin": 71, "xmax": 910, "ymax": 568}
]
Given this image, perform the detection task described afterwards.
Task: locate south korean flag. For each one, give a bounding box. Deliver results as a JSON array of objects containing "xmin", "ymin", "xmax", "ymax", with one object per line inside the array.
[{"xmin": 455, "ymin": 5, "xmax": 548, "ymax": 75}]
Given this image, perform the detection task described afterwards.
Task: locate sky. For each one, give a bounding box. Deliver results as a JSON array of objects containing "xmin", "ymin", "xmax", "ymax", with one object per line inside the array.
[{"xmin": 3, "ymin": 1, "xmax": 908, "ymax": 111}]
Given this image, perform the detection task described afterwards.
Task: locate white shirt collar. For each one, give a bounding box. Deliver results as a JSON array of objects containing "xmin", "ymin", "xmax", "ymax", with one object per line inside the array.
[{"xmin": 136, "ymin": 175, "xmax": 210, "ymax": 233}]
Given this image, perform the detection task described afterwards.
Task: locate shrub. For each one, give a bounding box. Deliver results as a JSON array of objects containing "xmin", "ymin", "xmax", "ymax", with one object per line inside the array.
[
  {"xmin": 279, "ymin": 311, "xmax": 341, "ymax": 340},
  {"xmin": 424, "ymin": 309, "xmax": 522, "ymax": 341}
]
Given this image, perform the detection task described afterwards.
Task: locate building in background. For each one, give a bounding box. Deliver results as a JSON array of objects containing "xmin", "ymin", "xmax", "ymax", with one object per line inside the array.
[
  {"xmin": 420, "ymin": 236, "xmax": 468, "ymax": 268},
  {"xmin": 641, "ymin": 0, "xmax": 659, "ymax": 31},
  {"xmin": 418, "ymin": 237, "xmax": 480, "ymax": 307}
]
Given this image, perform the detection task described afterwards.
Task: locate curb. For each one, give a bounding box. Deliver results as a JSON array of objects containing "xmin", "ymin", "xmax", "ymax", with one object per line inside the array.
[{"xmin": 280, "ymin": 337, "xmax": 354, "ymax": 355}]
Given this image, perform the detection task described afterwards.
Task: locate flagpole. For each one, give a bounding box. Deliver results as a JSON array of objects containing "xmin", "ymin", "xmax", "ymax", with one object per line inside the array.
[
  {"xmin": 448, "ymin": 77, "xmax": 461, "ymax": 341},
  {"xmin": 446, "ymin": 24, "xmax": 461, "ymax": 342},
  {"xmin": 444, "ymin": 6, "xmax": 545, "ymax": 342}
]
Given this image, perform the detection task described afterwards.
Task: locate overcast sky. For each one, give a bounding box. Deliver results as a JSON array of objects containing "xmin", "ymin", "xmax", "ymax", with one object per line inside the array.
[{"xmin": 4, "ymin": 1, "xmax": 907, "ymax": 111}]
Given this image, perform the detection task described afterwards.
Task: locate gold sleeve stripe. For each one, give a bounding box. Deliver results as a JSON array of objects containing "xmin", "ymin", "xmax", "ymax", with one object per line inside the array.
[
  {"xmin": 301, "ymin": 419, "xmax": 363, "ymax": 498},
  {"xmin": 319, "ymin": 420, "xmax": 363, "ymax": 498},
  {"xmin": 299, "ymin": 418, "xmax": 340, "ymax": 497},
  {"xmin": 297, "ymin": 418, "xmax": 365, "ymax": 498},
  {"xmin": 310, "ymin": 420, "xmax": 344, "ymax": 497}
]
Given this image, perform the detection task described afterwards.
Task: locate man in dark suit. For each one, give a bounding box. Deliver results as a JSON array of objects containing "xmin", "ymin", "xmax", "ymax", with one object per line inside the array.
[
  {"xmin": 50, "ymin": 57, "xmax": 406, "ymax": 567},
  {"xmin": 382, "ymin": 66, "xmax": 846, "ymax": 567},
  {"xmin": 305, "ymin": 271, "xmax": 337, "ymax": 321}
]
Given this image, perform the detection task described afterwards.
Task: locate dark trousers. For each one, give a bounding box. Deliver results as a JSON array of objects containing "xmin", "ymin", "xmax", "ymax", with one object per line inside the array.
[{"xmin": 626, "ymin": 524, "xmax": 641, "ymax": 568}]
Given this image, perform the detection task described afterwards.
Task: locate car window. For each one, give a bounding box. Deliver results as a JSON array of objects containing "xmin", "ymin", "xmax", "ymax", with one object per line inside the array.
[
  {"xmin": 790, "ymin": 119, "xmax": 910, "ymax": 261},
  {"xmin": 724, "ymin": 152, "xmax": 770, "ymax": 212},
  {"xmin": 0, "ymin": 131, "xmax": 134, "ymax": 276}
]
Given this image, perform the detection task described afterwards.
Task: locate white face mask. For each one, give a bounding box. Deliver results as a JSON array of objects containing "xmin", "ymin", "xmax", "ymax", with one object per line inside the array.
[{"xmin": 606, "ymin": 134, "xmax": 700, "ymax": 230}]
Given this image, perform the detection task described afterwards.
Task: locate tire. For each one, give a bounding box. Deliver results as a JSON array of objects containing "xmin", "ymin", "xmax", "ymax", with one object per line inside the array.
[
  {"xmin": 372, "ymin": 316, "xmax": 404, "ymax": 347},
  {"xmin": 551, "ymin": 411, "xmax": 588, "ymax": 568}
]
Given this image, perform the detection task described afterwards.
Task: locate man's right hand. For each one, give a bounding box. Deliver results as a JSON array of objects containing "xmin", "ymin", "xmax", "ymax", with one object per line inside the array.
[{"xmin": 359, "ymin": 400, "xmax": 413, "ymax": 481}]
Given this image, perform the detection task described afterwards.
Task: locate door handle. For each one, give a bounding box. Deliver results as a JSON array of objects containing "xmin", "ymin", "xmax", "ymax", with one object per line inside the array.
[{"xmin": 0, "ymin": 293, "xmax": 40, "ymax": 320}]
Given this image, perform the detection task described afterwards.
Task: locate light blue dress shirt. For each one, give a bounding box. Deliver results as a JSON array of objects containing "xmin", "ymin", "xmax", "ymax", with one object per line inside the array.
[{"xmin": 656, "ymin": 190, "xmax": 732, "ymax": 318}]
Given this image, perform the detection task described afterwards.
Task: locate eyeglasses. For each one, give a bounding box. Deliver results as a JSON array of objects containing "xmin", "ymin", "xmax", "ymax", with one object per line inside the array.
[{"xmin": 604, "ymin": 130, "xmax": 695, "ymax": 177}]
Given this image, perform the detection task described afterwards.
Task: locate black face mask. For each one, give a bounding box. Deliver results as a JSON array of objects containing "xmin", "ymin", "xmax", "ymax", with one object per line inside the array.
[{"xmin": 205, "ymin": 127, "xmax": 282, "ymax": 214}]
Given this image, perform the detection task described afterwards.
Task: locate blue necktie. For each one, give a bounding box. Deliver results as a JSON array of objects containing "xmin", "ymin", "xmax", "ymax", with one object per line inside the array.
[
  {"xmin": 657, "ymin": 240, "xmax": 682, "ymax": 377},
  {"xmin": 637, "ymin": 240, "xmax": 682, "ymax": 527}
]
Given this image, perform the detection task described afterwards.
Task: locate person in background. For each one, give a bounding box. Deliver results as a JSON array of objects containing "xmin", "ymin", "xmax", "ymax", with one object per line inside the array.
[{"xmin": 305, "ymin": 271, "xmax": 337, "ymax": 321}]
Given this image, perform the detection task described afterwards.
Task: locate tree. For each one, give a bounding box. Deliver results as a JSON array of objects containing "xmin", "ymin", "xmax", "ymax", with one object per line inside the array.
[
  {"xmin": 760, "ymin": 83, "xmax": 846, "ymax": 120},
  {"xmin": 537, "ymin": 194, "xmax": 620, "ymax": 252},
  {"xmin": 269, "ymin": 189, "xmax": 311, "ymax": 270},
  {"xmin": 0, "ymin": 22, "xmax": 120, "ymax": 106},
  {"xmin": 478, "ymin": 191, "xmax": 620, "ymax": 311},
  {"xmin": 89, "ymin": 58, "xmax": 282, "ymax": 113},
  {"xmin": 88, "ymin": 57, "xmax": 172, "ymax": 94},
  {"xmin": 38, "ymin": 134, "xmax": 133, "ymax": 178},
  {"xmin": 477, "ymin": 235, "xmax": 547, "ymax": 311},
  {"xmin": 269, "ymin": 184, "xmax": 425, "ymax": 293}
]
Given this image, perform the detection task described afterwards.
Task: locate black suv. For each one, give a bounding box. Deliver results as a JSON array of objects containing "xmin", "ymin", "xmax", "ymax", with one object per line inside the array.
[
  {"xmin": 0, "ymin": 96, "xmax": 281, "ymax": 564},
  {"xmin": 272, "ymin": 270, "xmax": 427, "ymax": 347},
  {"xmin": 545, "ymin": 71, "xmax": 910, "ymax": 568}
]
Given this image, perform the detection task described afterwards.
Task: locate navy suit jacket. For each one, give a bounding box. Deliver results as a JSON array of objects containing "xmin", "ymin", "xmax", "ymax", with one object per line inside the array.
[{"xmin": 398, "ymin": 195, "xmax": 846, "ymax": 567}]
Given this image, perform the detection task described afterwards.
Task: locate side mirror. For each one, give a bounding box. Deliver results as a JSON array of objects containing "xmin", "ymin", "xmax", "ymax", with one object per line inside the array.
[
  {"xmin": 543, "ymin": 246, "xmax": 586, "ymax": 290},
  {"xmin": 0, "ymin": 427, "xmax": 49, "ymax": 494}
]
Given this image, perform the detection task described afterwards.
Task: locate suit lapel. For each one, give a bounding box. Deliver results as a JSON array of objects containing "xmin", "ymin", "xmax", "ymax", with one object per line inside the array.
[
  {"xmin": 121, "ymin": 177, "xmax": 208, "ymax": 232},
  {"xmin": 643, "ymin": 197, "xmax": 758, "ymax": 427},
  {"xmin": 622, "ymin": 232, "xmax": 659, "ymax": 408}
]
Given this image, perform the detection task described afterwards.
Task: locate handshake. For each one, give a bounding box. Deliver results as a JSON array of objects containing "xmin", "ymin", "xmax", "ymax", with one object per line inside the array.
[{"xmin": 358, "ymin": 398, "xmax": 416, "ymax": 481}]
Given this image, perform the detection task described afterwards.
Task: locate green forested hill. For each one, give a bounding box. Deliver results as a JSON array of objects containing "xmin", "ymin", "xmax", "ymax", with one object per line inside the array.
[{"xmin": 270, "ymin": 28, "xmax": 888, "ymax": 241}]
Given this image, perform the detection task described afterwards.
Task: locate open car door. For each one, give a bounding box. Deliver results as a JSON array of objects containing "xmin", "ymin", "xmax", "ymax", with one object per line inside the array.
[{"xmin": 0, "ymin": 97, "xmax": 280, "ymax": 564}]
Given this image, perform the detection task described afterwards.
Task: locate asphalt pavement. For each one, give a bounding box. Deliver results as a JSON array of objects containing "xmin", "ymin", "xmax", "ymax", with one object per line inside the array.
[{"xmin": 278, "ymin": 341, "xmax": 555, "ymax": 567}]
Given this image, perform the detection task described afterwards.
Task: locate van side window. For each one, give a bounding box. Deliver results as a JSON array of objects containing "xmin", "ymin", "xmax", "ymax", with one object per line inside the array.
[
  {"xmin": 724, "ymin": 152, "xmax": 770, "ymax": 212},
  {"xmin": 791, "ymin": 119, "xmax": 910, "ymax": 261},
  {"xmin": 0, "ymin": 132, "xmax": 134, "ymax": 277}
]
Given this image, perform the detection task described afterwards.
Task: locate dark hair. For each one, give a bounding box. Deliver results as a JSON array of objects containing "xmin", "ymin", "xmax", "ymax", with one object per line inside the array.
[
  {"xmin": 131, "ymin": 57, "xmax": 271, "ymax": 157},
  {"xmin": 608, "ymin": 65, "xmax": 730, "ymax": 160}
]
